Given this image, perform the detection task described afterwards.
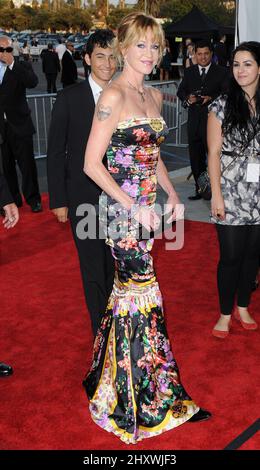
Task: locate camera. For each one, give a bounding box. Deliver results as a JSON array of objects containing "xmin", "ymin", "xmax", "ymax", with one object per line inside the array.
[{"xmin": 193, "ymin": 89, "xmax": 204, "ymax": 105}]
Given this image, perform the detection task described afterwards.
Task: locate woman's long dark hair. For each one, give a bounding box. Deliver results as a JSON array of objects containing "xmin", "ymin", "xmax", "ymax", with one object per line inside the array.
[{"xmin": 223, "ymin": 41, "xmax": 260, "ymax": 140}]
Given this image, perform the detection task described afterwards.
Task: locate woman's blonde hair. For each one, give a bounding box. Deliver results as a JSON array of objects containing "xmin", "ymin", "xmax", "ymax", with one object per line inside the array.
[{"xmin": 113, "ymin": 11, "xmax": 165, "ymax": 65}]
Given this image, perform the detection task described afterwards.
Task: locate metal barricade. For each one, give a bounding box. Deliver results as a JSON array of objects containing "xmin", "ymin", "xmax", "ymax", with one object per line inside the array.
[
  {"xmin": 151, "ymin": 80, "xmax": 188, "ymax": 148},
  {"xmin": 27, "ymin": 81, "xmax": 188, "ymax": 159},
  {"xmin": 27, "ymin": 93, "xmax": 56, "ymax": 159}
]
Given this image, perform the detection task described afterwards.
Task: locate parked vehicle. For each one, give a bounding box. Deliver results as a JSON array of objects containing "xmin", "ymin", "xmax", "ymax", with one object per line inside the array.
[{"xmin": 73, "ymin": 42, "xmax": 87, "ymax": 60}]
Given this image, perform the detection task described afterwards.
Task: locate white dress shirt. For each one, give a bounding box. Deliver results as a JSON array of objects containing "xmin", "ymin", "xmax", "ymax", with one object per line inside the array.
[
  {"xmin": 88, "ymin": 73, "xmax": 103, "ymax": 105},
  {"xmin": 198, "ymin": 63, "xmax": 211, "ymax": 76},
  {"xmin": 55, "ymin": 43, "xmax": 66, "ymax": 61}
]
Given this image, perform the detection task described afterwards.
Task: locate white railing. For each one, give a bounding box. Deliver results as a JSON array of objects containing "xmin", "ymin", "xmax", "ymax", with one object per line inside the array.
[{"xmin": 27, "ymin": 81, "xmax": 188, "ymax": 159}]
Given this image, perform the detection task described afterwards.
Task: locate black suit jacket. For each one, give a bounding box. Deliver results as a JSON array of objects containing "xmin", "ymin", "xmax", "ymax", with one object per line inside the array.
[
  {"xmin": 47, "ymin": 79, "xmax": 101, "ymax": 209},
  {"xmin": 0, "ymin": 138, "xmax": 12, "ymax": 207},
  {"xmin": 42, "ymin": 50, "xmax": 60, "ymax": 74},
  {"xmin": 61, "ymin": 50, "xmax": 78, "ymax": 86},
  {"xmin": 177, "ymin": 63, "xmax": 229, "ymax": 138},
  {"xmin": 0, "ymin": 61, "xmax": 38, "ymax": 138},
  {"xmin": 0, "ymin": 173, "xmax": 12, "ymax": 207}
]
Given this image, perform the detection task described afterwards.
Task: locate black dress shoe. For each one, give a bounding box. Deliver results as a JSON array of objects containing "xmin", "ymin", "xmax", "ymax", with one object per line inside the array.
[
  {"xmin": 30, "ymin": 201, "xmax": 43, "ymax": 213},
  {"xmin": 188, "ymin": 408, "xmax": 211, "ymax": 422},
  {"xmin": 188, "ymin": 194, "xmax": 202, "ymax": 201},
  {"xmin": 0, "ymin": 362, "xmax": 13, "ymax": 377}
]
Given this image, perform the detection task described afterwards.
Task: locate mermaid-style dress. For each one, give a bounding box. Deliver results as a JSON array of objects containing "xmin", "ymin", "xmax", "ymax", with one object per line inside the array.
[{"xmin": 83, "ymin": 117, "xmax": 198, "ymax": 444}]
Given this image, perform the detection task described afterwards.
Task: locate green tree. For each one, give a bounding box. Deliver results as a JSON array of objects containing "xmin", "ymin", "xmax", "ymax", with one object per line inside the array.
[
  {"xmin": 41, "ymin": 0, "xmax": 50, "ymax": 9},
  {"xmin": 137, "ymin": 0, "xmax": 161, "ymax": 17},
  {"xmin": 0, "ymin": 2, "xmax": 95, "ymax": 32},
  {"xmin": 106, "ymin": 7, "xmax": 131, "ymax": 30},
  {"xmin": 0, "ymin": 0, "xmax": 10, "ymax": 8},
  {"xmin": 0, "ymin": 8, "xmax": 15, "ymax": 29},
  {"xmin": 159, "ymin": 0, "xmax": 235, "ymax": 26},
  {"xmin": 95, "ymin": 0, "xmax": 107, "ymax": 19},
  {"xmin": 31, "ymin": 9, "xmax": 51, "ymax": 30},
  {"xmin": 51, "ymin": 10, "xmax": 70, "ymax": 31}
]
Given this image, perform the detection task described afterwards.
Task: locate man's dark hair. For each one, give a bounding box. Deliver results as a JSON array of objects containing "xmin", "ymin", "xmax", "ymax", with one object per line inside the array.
[
  {"xmin": 48, "ymin": 43, "xmax": 53, "ymax": 50},
  {"xmin": 195, "ymin": 40, "xmax": 213, "ymax": 52},
  {"xmin": 86, "ymin": 29, "xmax": 115, "ymax": 57}
]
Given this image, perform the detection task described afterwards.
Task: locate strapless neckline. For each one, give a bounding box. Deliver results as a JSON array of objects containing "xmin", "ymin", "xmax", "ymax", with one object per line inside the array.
[{"xmin": 117, "ymin": 116, "xmax": 166, "ymax": 129}]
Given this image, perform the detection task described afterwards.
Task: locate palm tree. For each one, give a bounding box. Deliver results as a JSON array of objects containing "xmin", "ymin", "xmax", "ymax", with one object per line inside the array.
[{"xmin": 137, "ymin": 0, "xmax": 161, "ymax": 17}]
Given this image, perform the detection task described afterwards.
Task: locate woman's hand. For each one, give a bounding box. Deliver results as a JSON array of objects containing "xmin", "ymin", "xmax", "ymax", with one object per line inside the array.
[
  {"xmin": 211, "ymin": 193, "xmax": 225, "ymax": 221},
  {"xmin": 164, "ymin": 193, "xmax": 184, "ymax": 223},
  {"xmin": 2, "ymin": 203, "xmax": 19, "ymax": 229},
  {"xmin": 132, "ymin": 206, "xmax": 160, "ymax": 232}
]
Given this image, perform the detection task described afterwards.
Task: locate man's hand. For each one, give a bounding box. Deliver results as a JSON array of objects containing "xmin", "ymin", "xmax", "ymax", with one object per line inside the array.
[
  {"xmin": 187, "ymin": 94, "xmax": 198, "ymax": 105},
  {"xmin": 52, "ymin": 207, "xmax": 68, "ymax": 223},
  {"xmin": 2, "ymin": 203, "xmax": 19, "ymax": 229},
  {"xmin": 201, "ymin": 95, "xmax": 212, "ymax": 105}
]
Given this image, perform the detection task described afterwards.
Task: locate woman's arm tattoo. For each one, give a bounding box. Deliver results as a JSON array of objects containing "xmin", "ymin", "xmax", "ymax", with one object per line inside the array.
[{"xmin": 97, "ymin": 104, "xmax": 112, "ymax": 121}]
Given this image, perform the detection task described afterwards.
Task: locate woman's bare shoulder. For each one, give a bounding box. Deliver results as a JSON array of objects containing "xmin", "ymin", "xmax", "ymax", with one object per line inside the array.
[
  {"xmin": 97, "ymin": 82, "xmax": 124, "ymax": 122},
  {"xmin": 100, "ymin": 81, "xmax": 125, "ymax": 104},
  {"xmin": 146, "ymin": 85, "xmax": 163, "ymax": 108}
]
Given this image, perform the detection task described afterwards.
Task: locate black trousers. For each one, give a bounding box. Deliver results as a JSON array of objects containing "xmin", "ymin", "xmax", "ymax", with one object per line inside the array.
[
  {"xmin": 216, "ymin": 224, "xmax": 260, "ymax": 315},
  {"xmin": 2, "ymin": 125, "xmax": 41, "ymax": 206},
  {"xmin": 45, "ymin": 73, "xmax": 57, "ymax": 94},
  {"xmin": 69, "ymin": 205, "xmax": 115, "ymax": 336},
  {"xmin": 188, "ymin": 115, "xmax": 207, "ymax": 192}
]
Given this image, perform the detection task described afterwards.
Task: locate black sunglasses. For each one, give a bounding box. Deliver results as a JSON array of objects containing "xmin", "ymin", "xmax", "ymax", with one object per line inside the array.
[{"xmin": 0, "ymin": 47, "xmax": 13, "ymax": 53}]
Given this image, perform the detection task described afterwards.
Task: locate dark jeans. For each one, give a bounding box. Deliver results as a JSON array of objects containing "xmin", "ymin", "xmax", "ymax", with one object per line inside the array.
[
  {"xmin": 188, "ymin": 119, "xmax": 207, "ymax": 192},
  {"xmin": 216, "ymin": 224, "xmax": 260, "ymax": 315}
]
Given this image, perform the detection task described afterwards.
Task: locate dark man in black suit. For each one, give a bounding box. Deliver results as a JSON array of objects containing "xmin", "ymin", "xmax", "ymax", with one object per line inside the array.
[
  {"xmin": 47, "ymin": 30, "xmax": 116, "ymax": 336},
  {"xmin": 0, "ymin": 35, "xmax": 42, "ymax": 212},
  {"xmin": 42, "ymin": 43, "xmax": 60, "ymax": 94},
  {"xmin": 61, "ymin": 42, "xmax": 78, "ymax": 88},
  {"xmin": 177, "ymin": 40, "xmax": 229, "ymax": 200},
  {"xmin": 0, "ymin": 139, "xmax": 19, "ymax": 377},
  {"xmin": 214, "ymin": 34, "xmax": 229, "ymax": 67}
]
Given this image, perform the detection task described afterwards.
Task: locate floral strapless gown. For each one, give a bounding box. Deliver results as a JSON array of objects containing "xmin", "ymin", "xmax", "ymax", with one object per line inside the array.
[{"xmin": 83, "ymin": 117, "xmax": 198, "ymax": 444}]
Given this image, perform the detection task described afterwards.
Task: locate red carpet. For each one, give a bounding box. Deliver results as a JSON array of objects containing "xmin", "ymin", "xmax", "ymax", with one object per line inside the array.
[{"xmin": 1, "ymin": 195, "xmax": 259, "ymax": 450}]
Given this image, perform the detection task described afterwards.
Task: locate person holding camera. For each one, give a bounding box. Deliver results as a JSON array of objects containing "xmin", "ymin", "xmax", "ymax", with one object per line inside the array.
[{"xmin": 177, "ymin": 40, "xmax": 229, "ymax": 200}]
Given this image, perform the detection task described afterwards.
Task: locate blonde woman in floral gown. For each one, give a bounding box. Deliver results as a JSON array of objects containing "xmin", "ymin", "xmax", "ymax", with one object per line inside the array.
[{"xmin": 83, "ymin": 12, "xmax": 211, "ymax": 444}]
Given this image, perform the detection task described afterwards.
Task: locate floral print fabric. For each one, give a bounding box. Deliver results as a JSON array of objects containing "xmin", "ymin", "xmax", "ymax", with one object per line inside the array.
[
  {"xmin": 83, "ymin": 117, "xmax": 198, "ymax": 444},
  {"xmin": 209, "ymin": 96, "xmax": 260, "ymax": 225}
]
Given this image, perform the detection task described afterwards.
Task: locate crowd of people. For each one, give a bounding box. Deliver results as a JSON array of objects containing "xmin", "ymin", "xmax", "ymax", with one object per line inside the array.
[{"xmin": 1, "ymin": 12, "xmax": 259, "ymax": 445}]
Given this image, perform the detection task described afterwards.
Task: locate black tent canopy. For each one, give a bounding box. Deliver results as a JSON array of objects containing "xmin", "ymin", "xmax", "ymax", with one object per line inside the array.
[{"xmin": 165, "ymin": 5, "xmax": 233, "ymax": 38}]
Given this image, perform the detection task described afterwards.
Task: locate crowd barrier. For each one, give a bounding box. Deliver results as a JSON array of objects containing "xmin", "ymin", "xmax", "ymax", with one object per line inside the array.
[{"xmin": 27, "ymin": 81, "xmax": 188, "ymax": 159}]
